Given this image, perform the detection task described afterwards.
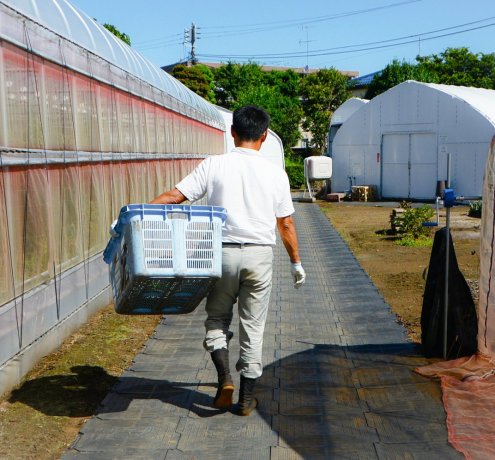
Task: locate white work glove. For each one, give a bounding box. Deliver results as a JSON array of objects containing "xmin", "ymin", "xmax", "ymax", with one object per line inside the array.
[
  {"xmin": 109, "ymin": 219, "xmax": 119, "ymax": 238},
  {"xmin": 291, "ymin": 262, "xmax": 306, "ymax": 289}
]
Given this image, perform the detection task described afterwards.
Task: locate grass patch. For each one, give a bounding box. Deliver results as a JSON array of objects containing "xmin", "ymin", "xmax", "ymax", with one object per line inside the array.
[
  {"xmin": 396, "ymin": 235, "xmax": 433, "ymax": 247},
  {"xmin": 0, "ymin": 306, "xmax": 160, "ymax": 460}
]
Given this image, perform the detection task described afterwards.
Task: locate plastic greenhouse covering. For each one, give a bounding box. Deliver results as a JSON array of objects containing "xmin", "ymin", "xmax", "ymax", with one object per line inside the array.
[
  {"xmin": 0, "ymin": 0, "xmax": 224, "ymax": 130},
  {"xmin": 0, "ymin": 0, "xmax": 225, "ymax": 391},
  {"xmin": 416, "ymin": 135, "xmax": 495, "ymax": 459}
]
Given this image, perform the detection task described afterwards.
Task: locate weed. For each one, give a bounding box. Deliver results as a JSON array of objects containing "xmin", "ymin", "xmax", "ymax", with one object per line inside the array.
[
  {"xmin": 396, "ymin": 235, "xmax": 433, "ymax": 247},
  {"xmin": 468, "ymin": 200, "xmax": 482, "ymax": 218},
  {"xmin": 391, "ymin": 204, "xmax": 435, "ymax": 239}
]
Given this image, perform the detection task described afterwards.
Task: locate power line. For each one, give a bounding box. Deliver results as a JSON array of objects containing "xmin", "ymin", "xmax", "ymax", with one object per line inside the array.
[
  {"xmin": 199, "ymin": 0, "xmax": 421, "ymax": 34},
  {"xmin": 197, "ymin": 19, "xmax": 495, "ymax": 61},
  {"xmin": 133, "ymin": 0, "xmax": 422, "ymax": 51},
  {"xmin": 133, "ymin": 33, "xmax": 183, "ymax": 46}
]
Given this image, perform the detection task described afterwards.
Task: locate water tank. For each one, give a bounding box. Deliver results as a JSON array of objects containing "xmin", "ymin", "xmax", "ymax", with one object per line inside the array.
[{"xmin": 304, "ymin": 156, "xmax": 332, "ymax": 181}]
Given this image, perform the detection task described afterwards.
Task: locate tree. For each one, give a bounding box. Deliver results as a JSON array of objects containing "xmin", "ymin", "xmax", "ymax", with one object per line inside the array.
[
  {"xmin": 264, "ymin": 69, "xmax": 300, "ymax": 99},
  {"xmin": 299, "ymin": 68, "xmax": 350, "ymax": 154},
  {"xmin": 416, "ymin": 47, "xmax": 495, "ymax": 89},
  {"xmin": 365, "ymin": 48, "xmax": 495, "ymax": 99},
  {"xmin": 103, "ymin": 23, "xmax": 131, "ymax": 46},
  {"xmin": 233, "ymin": 84, "xmax": 302, "ymax": 153},
  {"xmin": 365, "ymin": 59, "xmax": 437, "ymax": 99},
  {"xmin": 213, "ymin": 62, "xmax": 264, "ymax": 109},
  {"xmin": 172, "ymin": 64, "xmax": 216, "ymax": 103}
]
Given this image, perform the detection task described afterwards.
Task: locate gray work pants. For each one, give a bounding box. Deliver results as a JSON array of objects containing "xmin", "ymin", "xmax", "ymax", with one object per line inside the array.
[{"xmin": 204, "ymin": 245, "xmax": 273, "ymax": 379}]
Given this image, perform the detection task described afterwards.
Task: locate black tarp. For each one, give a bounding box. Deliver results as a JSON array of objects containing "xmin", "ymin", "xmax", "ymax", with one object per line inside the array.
[{"xmin": 421, "ymin": 227, "xmax": 478, "ymax": 359}]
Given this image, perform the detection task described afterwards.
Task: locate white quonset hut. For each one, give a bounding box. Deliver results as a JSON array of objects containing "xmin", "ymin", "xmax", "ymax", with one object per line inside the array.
[
  {"xmin": 331, "ymin": 81, "xmax": 495, "ymax": 199},
  {"xmin": 327, "ymin": 97, "xmax": 368, "ymax": 157}
]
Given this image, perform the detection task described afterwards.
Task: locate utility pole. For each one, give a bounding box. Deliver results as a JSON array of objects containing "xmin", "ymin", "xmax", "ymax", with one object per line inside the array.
[
  {"xmin": 299, "ymin": 26, "xmax": 314, "ymax": 73},
  {"xmin": 184, "ymin": 23, "xmax": 197, "ymax": 65}
]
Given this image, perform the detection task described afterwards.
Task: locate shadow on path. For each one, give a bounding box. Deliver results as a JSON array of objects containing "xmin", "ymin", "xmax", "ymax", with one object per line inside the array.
[{"xmin": 12, "ymin": 342, "xmax": 459, "ymax": 458}]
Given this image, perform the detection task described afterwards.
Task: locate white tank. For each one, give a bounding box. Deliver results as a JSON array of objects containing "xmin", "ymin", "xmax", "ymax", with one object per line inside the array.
[{"xmin": 304, "ymin": 156, "xmax": 332, "ymax": 181}]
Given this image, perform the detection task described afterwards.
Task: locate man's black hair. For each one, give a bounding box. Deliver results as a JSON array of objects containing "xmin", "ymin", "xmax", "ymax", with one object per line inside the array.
[{"xmin": 232, "ymin": 105, "xmax": 270, "ymax": 141}]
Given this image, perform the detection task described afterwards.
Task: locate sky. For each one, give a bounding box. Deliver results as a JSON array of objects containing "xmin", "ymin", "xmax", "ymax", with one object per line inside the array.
[{"xmin": 69, "ymin": 0, "xmax": 495, "ymax": 77}]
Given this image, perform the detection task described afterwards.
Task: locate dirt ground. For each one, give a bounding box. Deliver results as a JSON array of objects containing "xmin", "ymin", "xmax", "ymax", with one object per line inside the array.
[
  {"xmin": 0, "ymin": 309, "xmax": 160, "ymax": 460},
  {"xmin": 319, "ymin": 202, "xmax": 480, "ymax": 342},
  {"xmin": 0, "ymin": 202, "xmax": 481, "ymax": 459}
]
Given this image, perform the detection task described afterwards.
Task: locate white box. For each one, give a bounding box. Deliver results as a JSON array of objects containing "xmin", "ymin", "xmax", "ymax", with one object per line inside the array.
[{"xmin": 304, "ymin": 156, "xmax": 332, "ymax": 180}]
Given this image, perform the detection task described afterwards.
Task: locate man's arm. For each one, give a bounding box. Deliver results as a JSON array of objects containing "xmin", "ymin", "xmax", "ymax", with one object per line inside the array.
[
  {"xmin": 276, "ymin": 215, "xmax": 301, "ymax": 263},
  {"xmin": 277, "ymin": 215, "xmax": 305, "ymax": 288},
  {"xmin": 149, "ymin": 187, "xmax": 187, "ymax": 205}
]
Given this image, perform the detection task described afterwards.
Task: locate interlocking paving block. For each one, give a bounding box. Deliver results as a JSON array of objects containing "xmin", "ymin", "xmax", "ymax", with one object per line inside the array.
[
  {"xmin": 341, "ymin": 333, "xmax": 408, "ymax": 346},
  {"xmin": 121, "ymin": 370, "xmax": 199, "ymax": 382},
  {"xmin": 97, "ymin": 397, "xmax": 191, "ymax": 420},
  {"xmin": 277, "ymin": 386, "xmax": 367, "ymax": 415},
  {"xmin": 254, "ymin": 386, "xmax": 279, "ymax": 416},
  {"xmin": 96, "ymin": 392, "xmax": 133, "ymax": 416},
  {"xmin": 175, "ymin": 416, "xmax": 277, "ymax": 452},
  {"xmin": 338, "ymin": 322, "xmax": 405, "ymax": 335},
  {"xmin": 165, "ymin": 447, "xmax": 271, "ymax": 460},
  {"xmin": 271, "ymin": 445, "xmax": 378, "ymax": 460},
  {"xmin": 142, "ymin": 338, "xmax": 205, "ymax": 355},
  {"xmin": 274, "ymin": 414, "xmax": 379, "ymax": 448},
  {"xmin": 270, "ymin": 447, "xmax": 307, "ymax": 460},
  {"xmin": 272, "ymin": 406, "xmax": 376, "ymax": 439},
  {"xmin": 352, "ymin": 365, "xmax": 427, "ymax": 387},
  {"xmin": 365, "ymin": 412, "xmax": 449, "ymax": 443},
  {"xmin": 70, "ymin": 417, "xmax": 181, "ymax": 452},
  {"xmin": 374, "ymin": 441, "xmax": 464, "ymax": 459},
  {"xmin": 336, "ymin": 310, "xmax": 394, "ymax": 322},
  {"xmin": 276, "ymin": 365, "xmax": 354, "ymax": 388},
  {"xmin": 358, "ymin": 382, "xmax": 446, "ymax": 420},
  {"xmin": 63, "ymin": 450, "xmax": 167, "ymax": 460}
]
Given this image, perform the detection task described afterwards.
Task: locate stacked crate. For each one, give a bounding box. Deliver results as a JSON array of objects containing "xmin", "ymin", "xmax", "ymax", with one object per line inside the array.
[{"xmin": 351, "ymin": 185, "xmax": 377, "ymax": 202}]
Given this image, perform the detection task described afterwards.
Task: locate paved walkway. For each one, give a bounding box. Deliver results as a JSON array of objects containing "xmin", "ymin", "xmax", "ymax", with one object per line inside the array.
[{"xmin": 63, "ymin": 203, "xmax": 462, "ymax": 459}]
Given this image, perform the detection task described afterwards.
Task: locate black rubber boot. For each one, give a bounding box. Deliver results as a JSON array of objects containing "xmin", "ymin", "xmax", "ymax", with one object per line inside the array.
[
  {"xmin": 235, "ymin": 375, "xmax": 258, "ymax": 416},
  {"xmin": 211, "ymin": 348, "xmax": 234, "ymax": 408}
]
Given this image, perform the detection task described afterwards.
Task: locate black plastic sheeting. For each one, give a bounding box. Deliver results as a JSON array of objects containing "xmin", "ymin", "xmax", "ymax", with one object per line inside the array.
[{"xmin": 421, "ymin": 227, "xmax": 478, "ymax": 359}]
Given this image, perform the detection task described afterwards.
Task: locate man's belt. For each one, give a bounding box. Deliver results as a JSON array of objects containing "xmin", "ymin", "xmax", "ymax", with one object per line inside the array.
[{"xmin": 222, "ymin": 243, "xmax": 269, "ymax": 248}]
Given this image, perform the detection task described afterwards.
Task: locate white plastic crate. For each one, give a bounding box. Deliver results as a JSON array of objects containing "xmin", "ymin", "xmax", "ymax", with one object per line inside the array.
[{"xmin": 103, "ymin": 204, "xmax": 227, "ymax": 314}]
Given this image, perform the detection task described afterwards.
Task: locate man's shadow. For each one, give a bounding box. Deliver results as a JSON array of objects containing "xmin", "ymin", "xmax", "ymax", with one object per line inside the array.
[
  {"xmin": 10, "ymin": 343, "xmax": 453, "ymax": 458},
  {"xmin": 9, "ymin": 365, "xmax": 224, "ymax": 418}
]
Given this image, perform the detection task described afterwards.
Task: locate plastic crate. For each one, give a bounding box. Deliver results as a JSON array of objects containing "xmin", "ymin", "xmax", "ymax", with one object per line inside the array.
[{"xmin": 103, "ymin": 204, "xmax": 227, "ymax": 315}]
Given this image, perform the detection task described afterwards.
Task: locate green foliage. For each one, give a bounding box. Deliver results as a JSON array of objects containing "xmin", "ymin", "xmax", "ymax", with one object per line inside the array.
[
  {"xmin": 172, "ymin": 64, "xmax": 216, "ymax": 103},
  {"xmin": 264, "ymin": 69, "xmax": 300, "ymax": 98},
  {"xmin": 212, "ymin": 63, "xmax": 302, "ymax": 150},
  {"xmin": 396, "ymin": 235, "xmax": 433, "ymax": 247},
  {"xmin": 366, "ymin": 48, "xmax": 495, "ymax": 99},
  {"xmin": 468, "ymin": 200, "xmax": 482, "ymax": 218},
  {"xmin": 365, "ymin": 59, "xmax": 437, "ymax": 99},
  {"xmin": 392, "ymin": 204, "xmax": 435, "ymax": 239},
  {"xmin": 103, "ymin": 23, "xmax": 131, "ymax": 46},
  {"xmin": 416, "ymin": 47, "xmax": 495, "ymax": 89},
  {"xmin": 284, "ymin": 157, "xmax": 305, "ymax": 189},
  {"xmin": 213, "ymin": 62, "xmax": 265, "ymax": 109},
  {"xmin": 299, "ymin": 68, "xmax": 350, "ymax": 154}
]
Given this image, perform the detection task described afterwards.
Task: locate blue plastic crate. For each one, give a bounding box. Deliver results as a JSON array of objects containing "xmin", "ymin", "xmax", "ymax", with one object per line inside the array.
[{"xmin": 103, "ymin": 204, "xmax": 227, "ymax": 315}]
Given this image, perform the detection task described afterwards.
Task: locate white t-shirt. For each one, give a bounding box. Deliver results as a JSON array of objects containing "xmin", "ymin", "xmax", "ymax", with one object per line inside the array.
[{"xmin": 176, "ymin": 148, "xmax": 295, "ymax": 245}]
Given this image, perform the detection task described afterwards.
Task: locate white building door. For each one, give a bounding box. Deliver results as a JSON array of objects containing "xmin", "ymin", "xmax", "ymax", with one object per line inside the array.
[{"xmin": 381, "ymin": 133, "xmax": 437, "ymax": 199}]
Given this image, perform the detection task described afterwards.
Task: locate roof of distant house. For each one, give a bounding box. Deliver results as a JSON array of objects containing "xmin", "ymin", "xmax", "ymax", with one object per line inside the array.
[
  {"xmin": 349, "ymin": 71, "xmax": 382, "ymax": 87},
  {"xmin": 162, "ymin": 61, "xmax": 359, "ymax": 78}
]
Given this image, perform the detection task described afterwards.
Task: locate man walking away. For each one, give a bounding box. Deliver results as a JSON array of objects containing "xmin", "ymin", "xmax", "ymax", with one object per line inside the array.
[{"xmin": 150, "ymin": 105, "xmax": 305, "ymax": 416}]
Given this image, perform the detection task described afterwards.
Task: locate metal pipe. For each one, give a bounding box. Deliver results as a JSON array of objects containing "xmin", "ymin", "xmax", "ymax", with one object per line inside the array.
[{"xmin": 443, "ymin": 154, "xmax": 451, "ymax": 359}]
